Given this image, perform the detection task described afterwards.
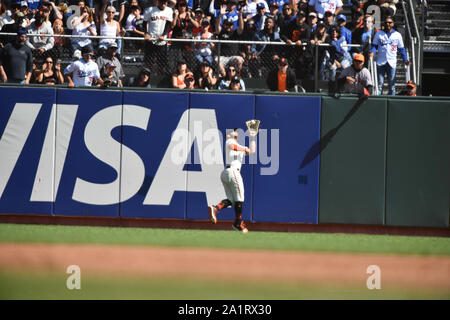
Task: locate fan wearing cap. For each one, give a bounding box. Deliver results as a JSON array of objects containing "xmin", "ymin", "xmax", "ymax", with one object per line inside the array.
[
  {"xmin": 252, "ymin": 2, "xmax": 267, "ymax": 31},
  {"xmin": 308, "ymin": 0, "xmax": 342, "ymax": 19},
  {"xmin": 133, "ymin": 67, "xmax": 152, "ymax": 87},
  {"xmin": 215, "ymin": 3, "xmax": 244, "ymax": 77},
  {"xmin": 399, "ymin": 80, "xmax": 417, "ymax": 96},
  {"xmin": 307, "ymin": 11, "xmax": 318, "ymax": 32},
  {"xmin": 280, "ymin": 10, "xmax": 310, "ymax": 47},
  {"xmin": 96, "ymin": 42, "xmax": 125, "ymax": 86},
  {"xmin": 266, "ymin": 57, "xmax": 296, "ymax": 92},
  {"xmin": 336, "ymin": 14, "xmax": 351, "ymax": 51},
  {"xmin": 63, "ymin": 47, "xmax": 103, "ymax": 87},
  {"xmin": 0, "ymin": 29, "xmax": 33, "ymax": 84},
  {"xmin": 100, "ymin": 62, "xmax": 121, "ymax": 87},
  {"xmin": 240, "ymin": 0, "xmax": 268, "ymax": 20},
  {"xmin": 337, "ymin": 53, "xmax": 373, "ymax": 95},
  {"xmin": 25, "ymin": 11, "xmax": 54, "ymax": 56},
  {"xmin": 196, "ymin": 59, "xmax": 218, "ymax": 89}
]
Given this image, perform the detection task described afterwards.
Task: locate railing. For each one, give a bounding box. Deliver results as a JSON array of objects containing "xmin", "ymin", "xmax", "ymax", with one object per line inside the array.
[{"xmin": 0, "ymin": 33, "xmax": 374, "ymax": 92}]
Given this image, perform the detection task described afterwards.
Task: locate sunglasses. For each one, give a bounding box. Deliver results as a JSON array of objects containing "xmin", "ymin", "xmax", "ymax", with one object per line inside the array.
[
  {"xmin": 107, "ymin": 11, "xmax": 115, "ymax": 13},
  {"xmin": 385, "ymin": 21, "xmax": 394, "ymax": 24},
  {"xmin": 46, "ymin": 60, "xmax": 53, "ymax": 64}
]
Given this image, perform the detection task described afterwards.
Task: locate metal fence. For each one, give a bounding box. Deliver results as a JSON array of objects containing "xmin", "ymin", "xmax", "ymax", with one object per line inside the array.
[{"xmin": 1, "ymin": 32, "xmax": 370, "ymax": 92}]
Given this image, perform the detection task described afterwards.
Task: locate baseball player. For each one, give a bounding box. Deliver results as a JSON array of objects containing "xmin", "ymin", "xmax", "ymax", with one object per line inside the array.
[{"xmin": 208, "ymin": 128, "xmax": 257, "ymax": 233}]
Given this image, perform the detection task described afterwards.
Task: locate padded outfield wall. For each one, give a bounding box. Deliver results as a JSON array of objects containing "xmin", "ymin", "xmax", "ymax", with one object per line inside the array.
[{"xmin": 0, "ymin": 87, "xmax": 448, "ymax": 228}]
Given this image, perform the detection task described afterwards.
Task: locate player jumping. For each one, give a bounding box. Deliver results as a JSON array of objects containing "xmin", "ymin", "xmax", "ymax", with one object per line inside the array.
[{"xmin": 208, "ymin": 128, "xmax": 257, "ymax": 233}]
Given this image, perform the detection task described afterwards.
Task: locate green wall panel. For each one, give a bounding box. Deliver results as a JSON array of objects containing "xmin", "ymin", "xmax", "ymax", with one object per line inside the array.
[
  {"xmin": 385, "ymin": 99, "xmax": 450, "ymax": 227},
  {"xmin": 319, "ymin": 97, "xmax": 387, "ymax": 225}
]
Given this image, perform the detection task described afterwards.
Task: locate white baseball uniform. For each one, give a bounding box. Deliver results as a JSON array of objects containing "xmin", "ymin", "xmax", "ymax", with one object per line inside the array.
[{"xmin": 221, "ymin": 138, "xmax": 246, "ymax": 203}]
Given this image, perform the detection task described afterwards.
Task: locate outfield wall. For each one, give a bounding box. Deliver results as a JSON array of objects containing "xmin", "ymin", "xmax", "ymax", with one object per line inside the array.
[{"xmin": 0, "ymin": 87, "xmax": 448, "ymax": 228}]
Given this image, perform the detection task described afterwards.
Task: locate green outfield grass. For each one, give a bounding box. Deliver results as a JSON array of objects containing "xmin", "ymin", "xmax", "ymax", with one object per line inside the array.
[
  {"xmin": 0, "ymin": 223, "xmax": 449, "ymax": 255},
  {"xmin": 0, "ymin": 270, "xmax": 448, "ymax": 300}
]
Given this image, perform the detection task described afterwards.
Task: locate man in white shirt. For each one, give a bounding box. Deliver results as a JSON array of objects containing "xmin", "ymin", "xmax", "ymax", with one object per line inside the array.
[
  {"xmin": 308, "ymin": 0, "xmax": 343, "ymax": 19},
  {"xmin": 208, "ymin": 128, "xmax": 257, "ymax": 233},
  {"xmin": 64, "ymin": 47, "xmax": 103, "ymax": 87},
  {"xmin": 143, "ymin": 0, "xmax": 173, "ymax": 75},
  {"xmin": 369, "ymin": 16, "xmax": 410, "ymax": 95}
]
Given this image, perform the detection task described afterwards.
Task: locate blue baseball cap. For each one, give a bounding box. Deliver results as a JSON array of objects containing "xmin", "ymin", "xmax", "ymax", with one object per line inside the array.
[
  {"xmin": 17, "ymin": 29, "xmax": 27, "ymax": 36},
  {"xmin": 257, "ymin": 3, "xmax": 265, "ymax": 9},
  {"xmin": 337, "ymin": 14, "xmax": 347, "ymax": 21}
]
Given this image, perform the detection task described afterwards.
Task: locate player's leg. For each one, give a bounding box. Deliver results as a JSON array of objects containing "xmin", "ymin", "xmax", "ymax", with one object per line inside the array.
[
  {"xmin": 208, "ymin": 170, "xmax": 233, "ymax": 224},
  {"xmin": 230, "ymin": 170, "xmax": 248, "ymax": 233}
]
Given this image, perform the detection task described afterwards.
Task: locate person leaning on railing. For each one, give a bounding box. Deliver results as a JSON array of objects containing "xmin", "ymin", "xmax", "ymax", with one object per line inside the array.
[{"xmin": 337, "ymin": 53, "xmax": 373, "ymax": 95}]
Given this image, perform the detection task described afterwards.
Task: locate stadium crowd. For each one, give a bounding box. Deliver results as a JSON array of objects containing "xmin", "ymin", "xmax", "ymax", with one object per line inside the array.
[{"xmin": 0, "ymin": 0, "xmax": 415, "ymax": 95}]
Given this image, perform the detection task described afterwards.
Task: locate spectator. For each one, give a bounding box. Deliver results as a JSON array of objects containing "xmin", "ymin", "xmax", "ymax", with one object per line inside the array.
[
  {"xmin": 251, "ymin": 16, "xmax": 281, "ymax": 77},
  {"xmin": 19, "ymin": 2, "xmax": 32, "ymax": 26},
  {"xmin": 133, "ymin": 67, "xmax": 152, "ymax": 87},
  {"xmin": 194, "ymin": 18, "xmax": 214, "ymax": 66},
  {"xmin": 211, "ymin": 0, "xmax": 240, "ymax": 30},
  {"xmin": 239, "ymin": 19, "xmax": 258, "ymax": 75},
  {"xmin": 119, "ymin": 0, "xmax": 140, "ymax": 28},
  {"xmin": 352, "ymin": 13, "xmax": 377, "ymax": 66},
  {"xmin": 101, "ymin": 62, "xmax": 122, "ymax": 87},
  {"xmin": 192, "ymin": 0, "xmax": 211, "ymax": 14},
  {"xmin": 308, "ymin": 0, "xmax": 342, "ymax": 19},
  {"xmin": 370, "ymin": 16, "xmax": 409, "ymax": 95},
  {"xmin": 336, "ymin": 14, "xmax": 351, "ymax": 51},
  {"xmin": 39, "ymin": 0, "xmax": 63, "ymax": 26},
  {"xmin": 218, "ymin": 64, "xmax": 246, "ymax": 90},
  {"xmin": 399, "ymin": 80, "xmax": 417, "ymax": 96},
  {"xmin": 0, "ymin": 12, "xmax": 28, "ymax": 46},
  {"xmin": 252, "ymin": 3, "xmax": 267, "ymax": 31},
  {"xmin": 243, "ymin": 0, "xmax": 269, "ymax": 20},
  {"xmin": 266, "ymin": 57, "xmax": 296, "ymax": 92},
  {"xmin": 228, "ymin": 74, "xmax": 243, "ymax": 90},
  {"xmin": 215, "ymin": 6, "xmax": 244, "ymax": 76},
  {"xmin": 64, "ymin": 46, "xmax": 103, "ymax": 87},
  {"xmin": 346, "ymin": 9, "xmax": 364, "ymax": 32},
  {"xmin": 99, "ymin": 3, "xmax": 124, "ymax": 53},
  {"xmin": 169, "ymin": 0, "xmax": 198, "ymax": 72},
  {"xmin": 376, "ymin": 0, "xmax": 398, "ymax": 21},
  {"xmin": 278, "ymin": 3, "xmax": 296, "ymax": 34},
  {"xmin": 337, "ymin": 53, "xmax": 373, "ymax": 94},
  {"xmin": 123, "ymin": 5, "xmax": 146, "ymax": 51},
  {"xmin": 350, "ymin": 0, "xmax": 368, "ymax": 18},
  {"xmin": 280, "ymin": 10, "xmax": 311, "ymax": 77},
  {"xmin": 310, "ymin": 22, "xmax": 331, "ymax": 80},
  {"xmin": 71, "ymin": 5, "xmax": 96, "ymax": 54},
  {"xmin": 327, "ymin": 26, "xmax": 352, "ymax": 80},
  {"xmin": 172, "ymin": 60, "xmax": 193, "ymax": 88},
  {"xmin": 25, "ymin": 11, "xmax": 54, "ymax": 58},
  {"xmin": 322, "ymin": 10, "xmax": 335, "ymax": 29},
  {"xmin": 266, "ymin": 1, "xmax": 281, "ymax": 32},
  {"xmin": 33, "ymin": 55, "xmax": 64, "ymax": 85},
  {"xmin": 196, "ymin": 59, "xmax": 217, "ymax": 89},
  {"xmin": 48, "ymin": 18, "xmax": 66, "ymax": 60},
  {"xmin": 192, "ymin": 7, "xmax": 207, "ymax": 35},
  {"xmin": 0, "ymin": 2, "xmax": 13, "ymax": 30},
  {"xmin": 97, "ymin": 42, "xmax": 125, "ymax": 84},
  {"xmin": 143, "ymin": 0, "xmax": 173, "ymax": 75},
  {"xmin": 184, "ymin": 72, "xmax": 195, "ymax": 88},
  {"xmin": 307, "ymin": 11, "xmax": 318, "ymax": 32},
  {"xmin": 0, "ymin": 29, "xmax": 33, "ymax": 84}
]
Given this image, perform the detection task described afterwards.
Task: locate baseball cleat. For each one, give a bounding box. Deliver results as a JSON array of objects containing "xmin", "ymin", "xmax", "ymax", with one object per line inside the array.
[
  {"xmin": 232, "ymin": 221, "xmax": 248, "ymax": 233},
  {"xmin": 208, "ymin": 206, "xmax": 217, "ymax": 224}
]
